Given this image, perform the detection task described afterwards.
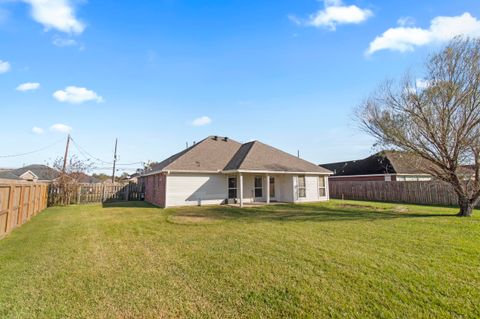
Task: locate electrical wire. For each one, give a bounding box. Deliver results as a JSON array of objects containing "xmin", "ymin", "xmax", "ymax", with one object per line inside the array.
[
  {"xmin": 0, "ymin": 139, "xmax": 64, "ymax": 158},
  {"xmin": 70, "ymin": 137, "xmax": 143, "ymax": 166}
]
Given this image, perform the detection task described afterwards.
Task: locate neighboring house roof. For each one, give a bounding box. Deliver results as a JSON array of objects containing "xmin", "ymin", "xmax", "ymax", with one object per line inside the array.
[
  {"xmin": 321, "ymin": 151, "xmax": 430, "ymax": 176},
  {"xmin": 0, "ymin": 171, "xmax": 22, "ymax": 180},
  {"xmin": 146, "ymin": 136, "xmax": 331, "ymax": 175},
  {"xmin": 10, "ymin": 164, "xmax": 60, "ymax": 181},
  {"xmin": 75, "ymin": 173, "xmax": 100, "ymax": 184}
]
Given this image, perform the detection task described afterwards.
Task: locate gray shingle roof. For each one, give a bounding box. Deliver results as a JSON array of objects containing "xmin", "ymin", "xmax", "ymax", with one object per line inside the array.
[
  {"xmin": 10, "ymin": 165, "xmax": 60, "ymax": 181},
  {"xmin": 0, "ymin": 171, "xmax": 22, "ymax": 180},
  {"xmin": 146, "ymin": 136, "xmax": 331, "ymax": 175}
]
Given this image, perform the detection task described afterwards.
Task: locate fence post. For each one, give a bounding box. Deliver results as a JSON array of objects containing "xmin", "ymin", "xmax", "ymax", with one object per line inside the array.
[
  {"xmin": 5, "ymin": 185, "xmax": 15, "ymax": 234},
  {"xmin": 77, "ymin": 186, "xmax": 82, "ymax": 205},
  {"xmin": 17, "ymin": 186, "xmax": 25, "ymax": 226},
  {"xmin": 102, "ymin": 185, "xmax": 106, "ymax": 202},
  {"xmin": 28, "ymin": 185, "xmax": 33, "ymax": 220},
  {"xmin": 125, "ymin": 184, "xmax": 130, "ymax": 201}
]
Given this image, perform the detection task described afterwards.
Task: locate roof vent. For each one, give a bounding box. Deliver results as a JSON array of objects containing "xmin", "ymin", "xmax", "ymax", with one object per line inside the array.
[
  {"xmin": 223, "ymin": 137, "xmax": 228, "ymax": 142},
  {"xmin": 213, "ymin": 136, "xmax": 218, "ymax": 141}
]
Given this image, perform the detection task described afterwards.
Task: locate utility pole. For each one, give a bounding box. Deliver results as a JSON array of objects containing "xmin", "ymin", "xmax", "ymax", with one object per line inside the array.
[
  {"xmin": 62, "ymin": 134, "xmax": 70, "ymax": 174},
  {"xmin": 111, "ymin": 138, "xmax": 118, "ymax": 184}
]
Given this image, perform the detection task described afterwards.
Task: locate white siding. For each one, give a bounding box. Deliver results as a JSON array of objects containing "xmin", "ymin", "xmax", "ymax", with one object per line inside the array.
[
  {"xmin": 164, "ymin": 172, "xmax": 330, "ymax": 207},
  {"xmin": 277, "ymin": 175, "xmax": 294, "ymax": 202},
  {"xmin": 240, "ymin": 174, "xmax": 294, "ymax": 203},
  {"xmin": 165, "ymin": 173, "xmax": 228, "ymax": 207},
  {"xmin": 293, "ymin": 175, "xmax": 329, "ymax": 203}
]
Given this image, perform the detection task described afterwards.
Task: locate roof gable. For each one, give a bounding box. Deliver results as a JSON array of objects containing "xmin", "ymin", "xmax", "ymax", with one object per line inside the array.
[
  {"xmin": 149, "ymin": 136, "xmax": 242, "ymax": 173},
  {"xmin": 11, "ymin": 165, "xmax": 60, "ymax": 181},
  {"xmin": 146, "ymin": 136, "xmax": 331, "ymax": 175},
  {"xmin": 227, "ymin": 141, "xmax": 331, "ymax": 173}
]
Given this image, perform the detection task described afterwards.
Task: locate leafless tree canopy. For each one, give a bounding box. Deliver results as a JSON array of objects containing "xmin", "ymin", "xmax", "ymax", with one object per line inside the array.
[
  {"xmin": 358, "ymin": 37, "xmax": 480, "ymax": 216},
  {"xmin": 51, "ymin": 155, "xmax": 94, "ymax": 205}
]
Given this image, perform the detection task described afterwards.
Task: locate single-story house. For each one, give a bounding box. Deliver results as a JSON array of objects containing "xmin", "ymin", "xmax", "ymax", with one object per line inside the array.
[
  {"xmin": 320, "ymin": 151, "xmax": 433, "ymax": 182},
  {"xmin": 139, "ymin": 136, "xmax": 332, "ymax": 208},
  {"xmin": 1, "ymin": 164, "xmax": 61, "ymax": 182},
  {"xmin": 74, "ymin": 173, "xmax": 101, "ymax": 184}
]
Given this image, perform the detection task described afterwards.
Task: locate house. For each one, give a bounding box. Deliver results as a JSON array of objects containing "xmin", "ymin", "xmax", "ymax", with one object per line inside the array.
[
  {"xmin": 74, "ymin": 173, "xmax": 101, "ymax": 184},
  {"xmin": 2, "ymin": 164, "xmax": 61, "ymax": 182},
  {"xmin": 128, "ymin": 173, "xmax": 140, "ymax": 183},
  {"xmin": 0, "ymin": 170, "xmax": 22, "ymax": 181},
  {"xmin": 320, "ymin": 151, "xmax": 433, "ymax": 182},
  {"xmin": 139, "ymin": 136, "xmax": 332, "ymax": 208}
]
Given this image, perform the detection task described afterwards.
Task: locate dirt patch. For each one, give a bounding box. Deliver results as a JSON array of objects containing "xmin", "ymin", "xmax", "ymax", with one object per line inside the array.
[
  {"xmin": 339, "ymin": 204, "xmax": 372, "ymax": 209},
  {"xmin": 393, "ymin": 206, "xmax": 409, "ymax": 213},
  {"xmin": 167, "ymin": 214, "xmax": 222, "ymax": 225}
]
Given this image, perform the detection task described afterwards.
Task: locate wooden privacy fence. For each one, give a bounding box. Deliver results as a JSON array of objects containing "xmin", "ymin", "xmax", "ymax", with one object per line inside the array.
[
  {"xmin": 48, "ymin": 183, "xmax": 144, "ymax": 206},
  {"xmin": 0, "ymin": 181, "xmax": 48, "ymax": 239},
  {"xmin": 329, "ymin": 181, "xmax": 469, "ymax": 207}
]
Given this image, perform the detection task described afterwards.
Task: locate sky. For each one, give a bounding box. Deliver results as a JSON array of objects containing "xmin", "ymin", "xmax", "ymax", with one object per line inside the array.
[{"xmin": 1, "ymin": 0, "xmax": 480, "ymax": 174}]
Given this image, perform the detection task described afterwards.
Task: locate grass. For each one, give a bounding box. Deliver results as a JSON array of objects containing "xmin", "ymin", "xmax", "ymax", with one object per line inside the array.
[{"xmin": 0, "ymin": 200, "xmax": 479, "ymax": 318}]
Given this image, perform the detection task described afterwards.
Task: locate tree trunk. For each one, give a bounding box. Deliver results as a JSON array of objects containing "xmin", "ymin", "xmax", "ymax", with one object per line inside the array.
[{"xmin": 458, "ymin": 198, "xmax": 474, "ymax": 217}]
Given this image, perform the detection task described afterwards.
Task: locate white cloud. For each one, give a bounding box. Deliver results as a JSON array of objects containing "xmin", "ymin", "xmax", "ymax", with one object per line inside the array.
[
  {"xmin": 291, "ymin": 0, "xmax": 373, "ymax": 30},
  {"xmin": 22, "ymin": 0, "xmax": 85, "ymax": 34},
  {"xmin": 31, "ymin": 126, "xmax": 44, "ymax": 134},
  {"xmin": 53, "ymin": 86, "xmax": 104, "ymax": 104},
  {"xmin": 16, "ymin": 82, "xmax": 40, "ymax": 92},
  {"xmin": 367, "ymin": 13, "xmax": 480, "ymax": 55},
  {"xmin": 0, "ymin": 60, "xmax": 11, "ymax": 73},
  {"xmin": 191, "ymin": 116, "xmax": 212, "ymax": 126},
  {"xmin": 397, "ymin": 16, "xmax": 415, "ymax": 27},
  {"xmin": 52, "ymin": 36, "xmax": 77, "ymax": 47},
  {"xmin": 50, "ymin": 123, "xmax": 72, "ymax": 133}
]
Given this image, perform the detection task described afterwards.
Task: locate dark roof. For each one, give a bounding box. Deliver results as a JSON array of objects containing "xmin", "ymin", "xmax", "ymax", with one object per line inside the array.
[
  {"xmin": 225, "ymin": 141, "xmax": 330, "ymax": 173},
  {"xmin": 0, "ymin": 171, "xmax": 22, "ymax": 180},
  {"xmin": 10, "ymin": 164, "xmax": 60, "ymax": 181},
  {"xmin": 75, "ymin": 173, "xmax": 100, "ymax": 184},
  {"xmin": 146, "ymin": 136, "xmax": 331, "ymax": 175},
  {"xmin": 321, "ymin": 151, "xmax": 429, "ymax": 176}
]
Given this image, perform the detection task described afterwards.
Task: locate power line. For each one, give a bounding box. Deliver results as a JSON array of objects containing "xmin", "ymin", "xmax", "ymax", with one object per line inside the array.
[
  {"xmin": 69, "ymin": 136, "xmax": 143, "ymax": 166},
  {"xmin": 0, "ymin": 139, "xmax": 64, "ymax": 158}
]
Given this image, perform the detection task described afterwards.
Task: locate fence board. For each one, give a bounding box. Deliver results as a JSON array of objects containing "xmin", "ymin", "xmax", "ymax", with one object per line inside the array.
[
  {"xmin": 48, "ymin": 183, "xmax": 144, "ymax": 206},
  {"xmin": 0, "ymin": 182, "xmax": 48, "ymax": 239},
  {"xmin": 329, "ymin": 181, "xmax": 469, "ymax": 207}
]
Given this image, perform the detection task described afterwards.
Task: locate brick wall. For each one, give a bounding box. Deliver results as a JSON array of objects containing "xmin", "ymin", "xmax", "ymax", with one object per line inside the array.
[{"xmin": 142, "ymin": 173, "xmax": 166, "ymax": 208}]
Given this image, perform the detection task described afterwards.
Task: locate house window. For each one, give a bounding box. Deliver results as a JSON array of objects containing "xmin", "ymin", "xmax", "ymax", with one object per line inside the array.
[
  {"xmin": 298, "ymin": 175, "xmax": 306, "ymax": 198},
  {"xmin": 254, "ymin": 176, "xmax": 263, "ymax": 197},
  {"xmin": 228, "ymin": 177, "xmax": 237, "ymax": 199},
  {"xmin": 319, "ymin": 176, "xmax": 326, "ymax": 197}
]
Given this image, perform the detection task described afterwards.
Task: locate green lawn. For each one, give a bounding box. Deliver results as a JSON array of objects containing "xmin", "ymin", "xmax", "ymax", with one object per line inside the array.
[{"xmin": 0, "ymin": 200, "xmax": 479, "ymax": 318}]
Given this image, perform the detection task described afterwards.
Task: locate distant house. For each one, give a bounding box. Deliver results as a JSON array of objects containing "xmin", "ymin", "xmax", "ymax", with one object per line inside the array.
[
  {"xmin": 3, "ymin": 164, "xmax": 61, "ymax": 182},
  {"xmin": 321, "ymin": 151, "xmax": 433, "ymax": 182},
  {"xmin": 74, "ymin": 173, "xmax": 101, "ymax": 184},
  {"xmin": 128, "ymin": 173, "xmax": 139, "ymax": 183},
  {"xmin": 139, "ymin": 136, "xmax": 332, "ymax": 208},
  {"xmin": 0, "ymin": 170, "xmax": 22, "ymax": 181}
]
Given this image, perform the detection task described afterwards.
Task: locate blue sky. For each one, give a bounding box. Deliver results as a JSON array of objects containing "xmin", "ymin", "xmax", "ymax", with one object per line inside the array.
[{"xmin": 1, "ymin": 0, "xmax": 479, "ymax": 173}]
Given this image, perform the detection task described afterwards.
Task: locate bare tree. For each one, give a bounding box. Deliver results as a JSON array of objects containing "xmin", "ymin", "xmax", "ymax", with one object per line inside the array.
[
  {"xmin": 52, "ymin": 155, "xmax": 94, "ymax": 205},
  {"xmin": 358, "ymin": 37, "xmax": 480, "ymax": 217}
]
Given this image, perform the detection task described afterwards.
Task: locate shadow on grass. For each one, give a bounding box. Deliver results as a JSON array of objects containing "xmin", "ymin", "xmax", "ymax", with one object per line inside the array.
[
  {"xmin": 102, "ymin": 200, "xmax": 154, "ymax": 209},
  {"xmin": 168, "ymin": 202, "xmax": 457, "ymax": 224}
]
